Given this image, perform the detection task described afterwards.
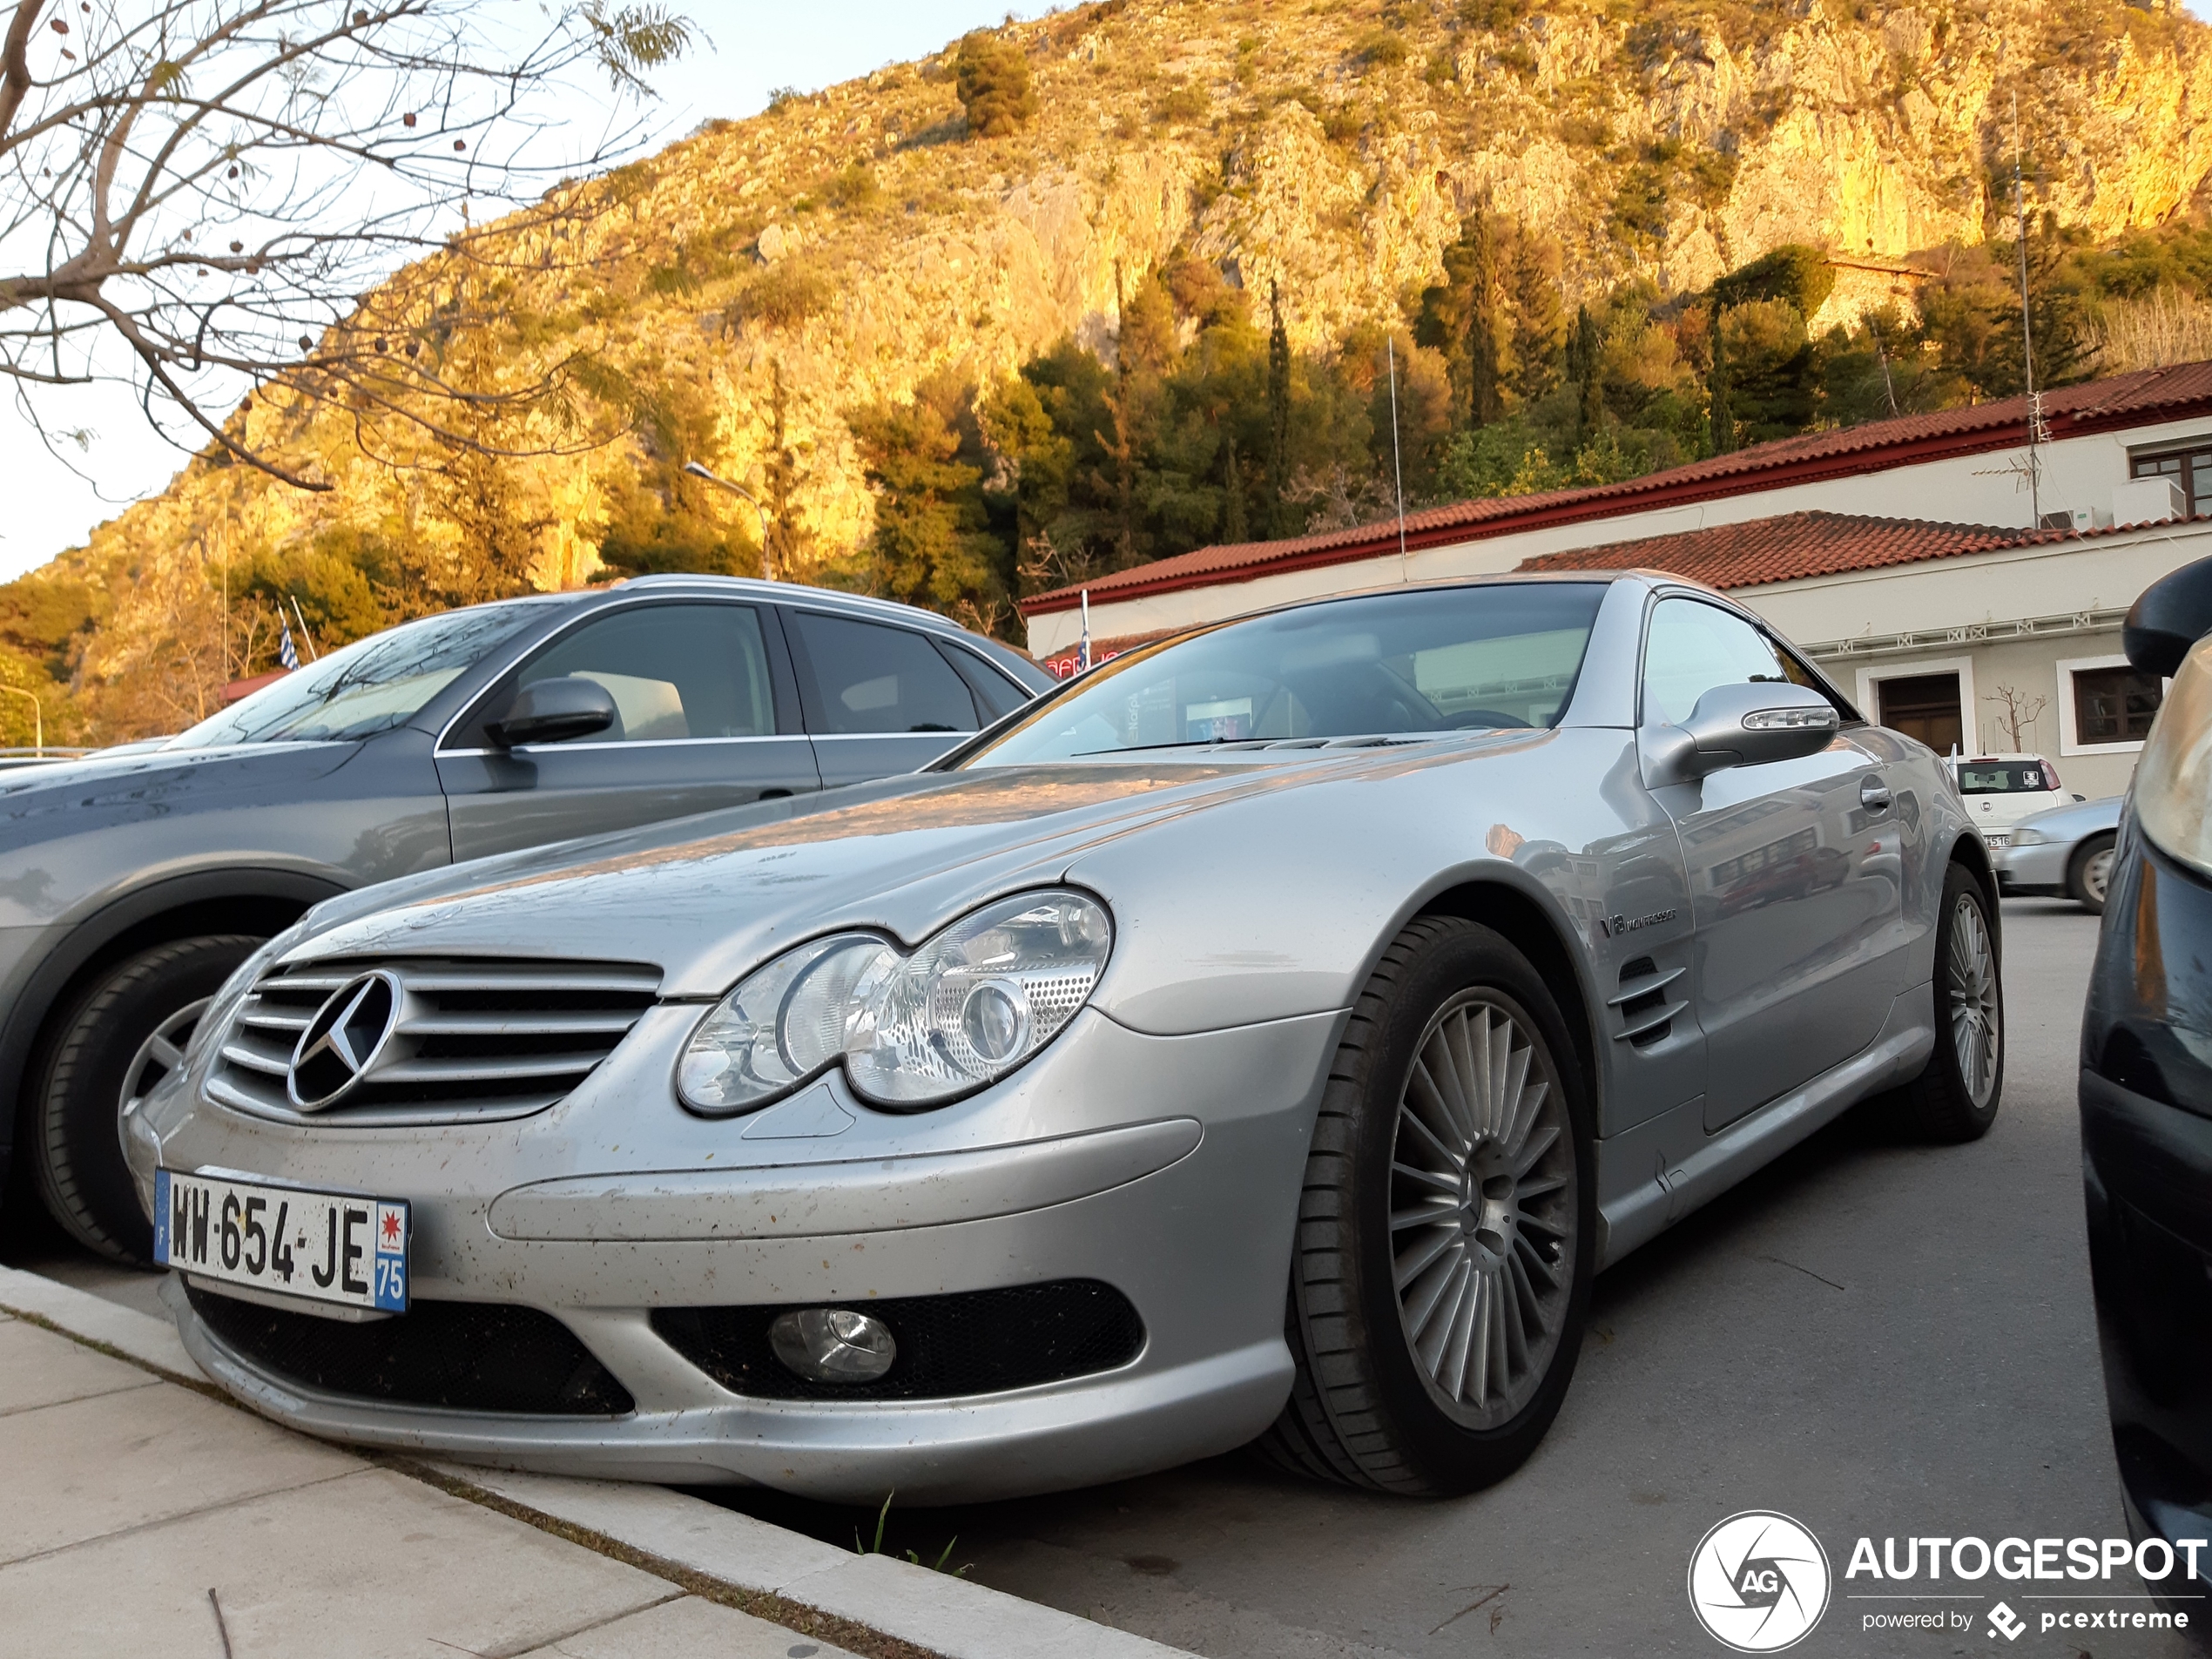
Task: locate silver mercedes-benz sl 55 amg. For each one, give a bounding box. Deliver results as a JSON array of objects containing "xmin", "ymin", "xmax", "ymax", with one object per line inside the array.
[{"xmin": 128, "ymin": 571, "xmax": 2002, "ymax": 1503}]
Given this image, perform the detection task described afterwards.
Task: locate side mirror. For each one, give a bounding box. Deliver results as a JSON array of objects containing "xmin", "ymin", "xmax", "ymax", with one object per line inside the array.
[
  {"xmin": 2124, "ymin": 555, "xmax": 2212, "ymax": 677},
  {"xmin": 1646, "ymin": 682, "xmax": 1840, "ymax": 786},
  {"xmin": 484, "ymin": 677, "xmax": 617, "ymax": 748}
]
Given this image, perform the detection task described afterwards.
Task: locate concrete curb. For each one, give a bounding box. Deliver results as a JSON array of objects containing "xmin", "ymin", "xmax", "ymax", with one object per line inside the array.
[{"xmin": 0, "ymin": 1264, "xmax": 1199, "ymax": 1659}]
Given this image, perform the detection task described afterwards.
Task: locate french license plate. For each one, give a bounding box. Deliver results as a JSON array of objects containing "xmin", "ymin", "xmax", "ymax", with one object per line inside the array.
[{"xmin": 155, "ymin": 1170, "xmax": 408, "ymax": 1313}]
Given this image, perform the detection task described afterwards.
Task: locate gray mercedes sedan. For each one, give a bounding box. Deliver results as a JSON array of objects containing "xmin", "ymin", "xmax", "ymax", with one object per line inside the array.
[
  {"xmin": 132, "ymin": 572, "xmax": 2000, "ymax": 1502},
  {"xmin": 0, "ymin": 577, "xmax": 1046, "ymax": 1263}
]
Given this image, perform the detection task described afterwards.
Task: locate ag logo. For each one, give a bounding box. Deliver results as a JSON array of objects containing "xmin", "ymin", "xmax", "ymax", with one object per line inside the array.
[{"xmin": 1688, "ymin": 1511, "xmax": 1831, "ymax": 1652}]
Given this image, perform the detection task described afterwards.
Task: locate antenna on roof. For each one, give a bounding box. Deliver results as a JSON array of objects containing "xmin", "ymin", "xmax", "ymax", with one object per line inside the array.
[
  {"xmin": 2012, "ymin": 92, "xmax": 2045, "ymax": 529},
  {"xmin": 1387, "ymin": 335, "xmax": 1410, "ymax": 583}
]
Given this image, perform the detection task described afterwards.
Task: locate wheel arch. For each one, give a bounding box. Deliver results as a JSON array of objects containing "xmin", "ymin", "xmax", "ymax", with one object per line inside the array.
[
  {"xmin": 1409, "ymin": 876, "xmax": 1602, "ymax": 1119},
  {"xmin": 0, "ymin": 867, "xmax": 343, "ymax": 1170},
  {"xmin": 1946, "ymin": 832, "xmax": 2001, "ymax": 944}
]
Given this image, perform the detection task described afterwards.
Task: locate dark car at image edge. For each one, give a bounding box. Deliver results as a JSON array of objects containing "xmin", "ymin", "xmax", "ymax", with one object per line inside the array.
[
  {"xmin": 0, "ymin": 575, "xmax": 1049, "ymax": 1263},
  {"xmin": 2080, "ymin": 551, "xmax": 2212, "ymax": 1618}
]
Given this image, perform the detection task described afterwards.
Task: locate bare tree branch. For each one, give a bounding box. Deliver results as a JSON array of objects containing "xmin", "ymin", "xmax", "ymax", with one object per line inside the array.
[{"xmin": 1, "ymin": 0, "xmax": 694, "ymax": 486}]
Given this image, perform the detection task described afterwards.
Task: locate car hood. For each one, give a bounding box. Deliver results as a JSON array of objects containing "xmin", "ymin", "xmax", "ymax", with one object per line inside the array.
[
  {"xmin": 0, "ymin": 741, "xmax": 359, "ymax": 846},
  {"xmin": 285, "ymin": 737, "xmax": 1525, "ymax": 1003}
]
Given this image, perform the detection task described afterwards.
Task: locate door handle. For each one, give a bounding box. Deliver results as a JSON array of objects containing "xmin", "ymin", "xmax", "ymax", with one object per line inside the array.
[{"xmin": 1858, "ymin": 775, "xmax": 1893, "ymax": 813}]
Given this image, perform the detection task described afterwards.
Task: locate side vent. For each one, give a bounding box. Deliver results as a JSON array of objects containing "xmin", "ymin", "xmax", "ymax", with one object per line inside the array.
[{"xmin": 1609, "ymin": 957, "xmax": 1688, "ymax": 1049}]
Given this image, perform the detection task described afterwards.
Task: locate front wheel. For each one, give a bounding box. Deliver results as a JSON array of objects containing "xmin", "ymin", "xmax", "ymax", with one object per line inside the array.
[
  {"xmin": 1256, "ymin": 916, "xmax": 1595, "ymax": 1495},
  {"xmin": 1898, "ymin": 867, "xmax": 2004, "ymax": 1143},
  {"xmin": 29, "ymin": 935, "xmax": 263, "ymax": 1263},
  {"xmin": 2068, "ymin": 833, "xmax": 2116, "ymax": 915}
]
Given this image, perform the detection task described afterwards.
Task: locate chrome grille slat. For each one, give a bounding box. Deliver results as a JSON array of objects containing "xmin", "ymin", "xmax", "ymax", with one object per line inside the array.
[
  {"xmin": 374, "ymin": 1053, "xmax": 609, "ymax": 1084},
  {"xmin": 205, "ymin": 955, "xmax": 660, "ymax": 1128}
]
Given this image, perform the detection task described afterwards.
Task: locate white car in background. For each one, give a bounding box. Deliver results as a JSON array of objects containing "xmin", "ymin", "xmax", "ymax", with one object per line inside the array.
[{"xmin": 1948, "ymin": 753, "xmax": 2082, "ymax": 848}]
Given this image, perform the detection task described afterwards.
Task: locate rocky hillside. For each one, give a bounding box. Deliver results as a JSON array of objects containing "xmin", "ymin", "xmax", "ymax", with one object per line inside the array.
[{"xmin": 13, "ymin": 0, "xmax": 2212, "ymax": 736}]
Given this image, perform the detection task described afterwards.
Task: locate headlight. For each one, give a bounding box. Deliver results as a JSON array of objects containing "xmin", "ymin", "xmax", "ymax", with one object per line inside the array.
[
  {"xmin": 2138, "ymin": 632, "xmax": 2212, "ymax": 882},
  {"xmin": 678, "ymin": 890, "xmax": 1113, "ymax": 1116},
  {"xmin": 2007, "ymin": 827, "xmax": 2048, "ymax": 846}
]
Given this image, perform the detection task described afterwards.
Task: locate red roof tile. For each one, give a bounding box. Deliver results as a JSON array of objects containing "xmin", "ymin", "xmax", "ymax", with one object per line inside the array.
[
  {"xmin": 1021, "ymin": 360, "xmax": 2212, "ymax": 615},
  {"xmin": 1514, "ymin": 509, "xmax": 2042, "ymax": 588}
]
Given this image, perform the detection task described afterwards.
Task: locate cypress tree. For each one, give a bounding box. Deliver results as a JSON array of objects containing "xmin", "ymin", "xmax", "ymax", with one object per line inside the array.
[
  {"xmin": 1708, "ymin": 305, "xmax": 1734, "ymax": 456},
  {"xmin": 1266, "ymin": 280, "xmax": 1291, "ymax": 535},
  {"xmin": 1222, "ymin": 429, "xmax": 1249, "ymax": 543},
  {"xmin": 1466, "ymin": 213, "xmax": 1502, "ymax": 430},
  {"xmin": 1570, "ymin": 306, "xmax": 1604, "ymax": 443}
]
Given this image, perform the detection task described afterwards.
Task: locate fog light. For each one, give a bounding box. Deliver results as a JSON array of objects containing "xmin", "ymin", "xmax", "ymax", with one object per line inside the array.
[{"xmin": 769, "ymin": 1307, "xmax": 897, "ymax": 1383}]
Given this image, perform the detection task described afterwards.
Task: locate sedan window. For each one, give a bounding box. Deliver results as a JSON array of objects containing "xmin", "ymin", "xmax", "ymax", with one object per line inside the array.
[
  {"xmin": 788, "ymin": 611, "xmax": 980, "ymax": 734},
  {"xmin": 961, "ymin": 583, "xmax": 1605, "ymax": 765},
  {"xmin": 507, "ymin": 604, "xmax": 775, "ymax": 742},
  {"xmin": 167, "ymin": 601, "xmax": 544, "ymax": 748}
]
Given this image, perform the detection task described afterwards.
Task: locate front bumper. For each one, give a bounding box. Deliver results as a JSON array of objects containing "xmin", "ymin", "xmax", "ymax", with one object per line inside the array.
[
  {"xmin": 139, "ymin": 1004, "xmax": 1340, "ymax": 1503},
  {"xmin": 1993, "ymin": 837, "xmax": 2069, "ymax": 894}
]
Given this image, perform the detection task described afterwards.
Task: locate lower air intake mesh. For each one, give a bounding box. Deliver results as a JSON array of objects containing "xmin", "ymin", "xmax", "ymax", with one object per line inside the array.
[
  {"xmin": 187, "ymin": 1283, "xmax": 634, "ymax": 1416},
  {"xmin": 652, "ymin": 1278, "xmax": 1144, "ymax": 1401}
]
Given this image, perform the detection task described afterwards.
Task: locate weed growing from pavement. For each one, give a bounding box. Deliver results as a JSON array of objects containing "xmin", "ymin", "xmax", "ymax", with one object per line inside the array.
[{"xmin": 856, "ymin": 1492, "xmax": 973, "ymax": 1577}]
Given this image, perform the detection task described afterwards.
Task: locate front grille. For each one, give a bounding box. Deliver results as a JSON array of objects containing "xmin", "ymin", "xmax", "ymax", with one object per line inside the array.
[
  {"xmin": 187, "ymin": 1284, "xmax": 635, "ymax": 1416},
  {"xmin": 206, "ymin": 956, "xmax": 659, "ymax": 1126},
  {"xmin": 652, "ymin": 1278, "xmax": 1145, "ymax": 1401}
]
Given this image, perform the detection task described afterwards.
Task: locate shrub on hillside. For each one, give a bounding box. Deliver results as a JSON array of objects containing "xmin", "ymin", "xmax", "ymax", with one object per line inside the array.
[{"xmin": 955, "ymin": 32, "xmax": 1035, "ymax": 139}]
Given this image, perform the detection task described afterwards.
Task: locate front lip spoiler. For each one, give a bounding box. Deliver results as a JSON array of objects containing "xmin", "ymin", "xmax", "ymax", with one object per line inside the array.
[
  {"xmin": 483, "ymin": 1115, "xmax": 1204, "ymax": 1242},
  {"xmin": 162, "ymin": 1275, "xmax": 1292, "ymax": 1504}
]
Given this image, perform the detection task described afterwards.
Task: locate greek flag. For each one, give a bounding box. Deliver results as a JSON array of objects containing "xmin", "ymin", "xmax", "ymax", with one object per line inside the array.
[{"xmin": 278, "ymin": 617, "xmax": 300, "ymax": 671}]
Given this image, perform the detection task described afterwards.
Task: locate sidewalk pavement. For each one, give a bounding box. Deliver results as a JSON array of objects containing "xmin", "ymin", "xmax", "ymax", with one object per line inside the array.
[{"xmin": 0, "ymin": 1264, "xmax": 1197, "ymax": 1659}]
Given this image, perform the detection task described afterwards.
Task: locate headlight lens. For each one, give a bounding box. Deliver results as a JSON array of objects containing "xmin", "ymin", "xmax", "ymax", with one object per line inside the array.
[
  {"xmin": 678, "ymin": 890, "xmax": 1113, "ymax": 1115},
  {"xmin": 2007, "ymin": 827, "xmax": 2048, "ymax": 846},
  {"xmin": 2138, "ymin": 632, "xmax": 2212, "ymax": 882}
]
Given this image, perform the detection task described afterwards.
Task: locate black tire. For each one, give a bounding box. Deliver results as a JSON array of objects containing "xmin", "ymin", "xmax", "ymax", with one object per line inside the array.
[
  {"xmin": 2067, "ymin": 833, "xmax": 2117, "ymax": 915},
  {"xmin": 1255, "ymin": 915, "xmax": 1595, "ymax": 1495},
  {"xmin": 29, "ymin": 935, "xmax": 263, "ymax": 1263},
  {"xmin": 1898, "ymin": 865, "xmax": 2004, "ymax": 1143}
]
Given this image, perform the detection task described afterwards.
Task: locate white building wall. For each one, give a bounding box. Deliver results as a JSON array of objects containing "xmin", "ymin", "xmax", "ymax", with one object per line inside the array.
[{"xmin": 1026, "ymin": 412, "xmax": 2212, "ymax": 657}]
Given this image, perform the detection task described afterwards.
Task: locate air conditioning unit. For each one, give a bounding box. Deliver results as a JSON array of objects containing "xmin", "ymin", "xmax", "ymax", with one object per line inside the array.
[
  {"xmin": 2040, "ymin": 507, "xmax": 2096, "ymax": 531},
  {"xmin": 2114, "ymin": 475, "xmax": 2188, "ymax": 526}
]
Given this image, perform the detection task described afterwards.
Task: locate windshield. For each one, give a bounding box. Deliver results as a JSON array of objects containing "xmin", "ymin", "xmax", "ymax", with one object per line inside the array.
[
  {"xmin": 167, "ymin": 601, "xmax": 547, "ymax": 748},
  {"xmin": 964, "ymin": 583, "xmax": 1606, "ymax": 767},
  {"xmin": 1957, "ymin": 761, "xmax": 2057, "ymax": 794}
]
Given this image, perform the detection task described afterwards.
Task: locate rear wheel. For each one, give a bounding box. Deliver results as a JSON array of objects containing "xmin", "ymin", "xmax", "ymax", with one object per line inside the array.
[
  {"xmin": 1898, "ymin": 867, "xmax": 2004, "ymax": 1143},
  {"xmin": 30, "ymin": 935, "xmax": 262, "ymax": 1263},
  {"xmin": 2067, "ymin": 833, "xmax": 2116, "ymax": 915},
  {"xmin": 1256, "ymin": 916, "xmax": 1594, "ymax": 1495}
]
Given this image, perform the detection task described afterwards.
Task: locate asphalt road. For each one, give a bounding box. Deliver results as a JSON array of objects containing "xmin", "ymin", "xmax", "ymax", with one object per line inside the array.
[{"xmin": 709, "ymin": 898, "xmax": 2192, "ymax": 1659}]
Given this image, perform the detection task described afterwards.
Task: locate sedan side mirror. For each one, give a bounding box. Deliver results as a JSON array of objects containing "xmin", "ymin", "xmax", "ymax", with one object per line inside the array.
[
  {"xmin": 484, "ymin": 677, "xmax": 617, "ymax": 748},
  {"xmin": 2124, "ymin": 555, "xmax": 2212, "ymax": 677},
  {"xmin": 1646, "ymin": 682, "xmax": 1840, "ymax": 786}
]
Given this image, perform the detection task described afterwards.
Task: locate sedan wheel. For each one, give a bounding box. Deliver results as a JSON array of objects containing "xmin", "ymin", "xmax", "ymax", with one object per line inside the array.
[
  {"xmin": 30, "ymin": 935, "xmax": 263, "ymax": 1264},
  {"xmin": 1898, "ymin": 866, "xmax": 2004, "ymax": 1143},
  {"xmin": 2070, "ymin": 833, "xmax": 2116, "ymax": 915},
  {"xmin": 1258, "ymin": 915, "xmax": 1594, "ymax": 1495}
]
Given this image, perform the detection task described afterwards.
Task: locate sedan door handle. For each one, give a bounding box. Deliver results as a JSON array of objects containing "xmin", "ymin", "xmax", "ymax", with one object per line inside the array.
[{"xmin": 1859, "ymin": 775, "xmax": 1893, "ymax": 813}]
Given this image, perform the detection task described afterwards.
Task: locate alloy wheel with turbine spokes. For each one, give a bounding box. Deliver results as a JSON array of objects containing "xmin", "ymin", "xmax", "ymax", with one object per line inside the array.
[
  {"xmin": 1946, "ymin": 894, "xmax": 2001, "ymax": 1110},
  {"xmin": 1390, "ymin": 992, "xmax": 1577, "ymax": 1430},
  {"xmin": 116, "ymin": 995, "xmax": 212, "ymax": 1159}
]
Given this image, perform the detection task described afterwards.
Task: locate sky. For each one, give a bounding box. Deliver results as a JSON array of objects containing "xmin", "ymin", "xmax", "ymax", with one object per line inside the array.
[{"xmin": 0, "ymin": 2, "xmax": 1066, "ymax": 583}]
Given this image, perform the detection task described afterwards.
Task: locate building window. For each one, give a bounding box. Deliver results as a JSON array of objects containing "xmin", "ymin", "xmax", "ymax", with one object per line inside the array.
[
  {"xmin": 2057, "ymin": 653, "xmax": 2164, "ymax": 756},
  {"xmin": 2131, "ymin": 442, "xmax": 2212, "ymax": 516}
]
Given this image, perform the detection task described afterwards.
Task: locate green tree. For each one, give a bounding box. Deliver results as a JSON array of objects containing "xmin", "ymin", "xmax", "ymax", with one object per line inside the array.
[
  {"xmin": 955, "ymin": 30, "xmax": 1036, "ymax": 138},
  {"xmin": 849, "ymin": 378, "xmax": 1012, "ymax": 631},
  {"xmin": 1417, "ymin": 212, "xmax": 1505, "ymax": 429},
  {"xmin": 1507, "ymin": 227, "xmax": 1568, "ymax": 407},
  {"xmin": 1266, "ymin": 281, "xmax": 1292, "ymax": 533}
]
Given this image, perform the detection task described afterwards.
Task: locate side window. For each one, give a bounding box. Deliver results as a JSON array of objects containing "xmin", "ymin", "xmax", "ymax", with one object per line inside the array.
[
  {"xmin": 1641, "ymin": 598, "xmax": 1791, "ymax": 727},
  {"xmin": 937, "ymin": 642, "xmax": 1031, "ymax": 722},
  {"xmin": 789, "ymin": 612, "xmax": 980, "ymax": 734},
  {"xmin": 502, "ymin": 604, "xmax": 775, "ymax": 743}
]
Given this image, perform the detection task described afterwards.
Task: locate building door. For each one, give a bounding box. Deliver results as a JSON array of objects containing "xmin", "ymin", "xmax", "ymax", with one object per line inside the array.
[{"xmin": 1876, "ymin": 672, "xmax": 1964, "ymax": 753}]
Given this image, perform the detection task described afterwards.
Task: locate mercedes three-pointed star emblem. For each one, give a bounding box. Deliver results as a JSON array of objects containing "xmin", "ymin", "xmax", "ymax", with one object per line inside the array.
[{"xmin": 287, "ymin": 970, "xmax": 403, "ymax": 1110}]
